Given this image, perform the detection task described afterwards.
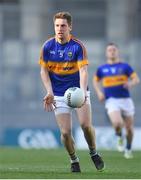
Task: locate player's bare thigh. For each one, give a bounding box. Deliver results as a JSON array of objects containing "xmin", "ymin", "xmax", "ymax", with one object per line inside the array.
[
  {"xmin": 76, "ymin": 95, "xmax": 92, "ymax": 127},
  {"xmin": 108, "ymin": 111, "xmax": 124, "ymax": 127},
  {"xmin": 53, "ymin": 95, "xmax": 73, "ymax": 133},
  {"xmin": 55, "ymin": 113, "xmax": 72, "ymax": 134}
]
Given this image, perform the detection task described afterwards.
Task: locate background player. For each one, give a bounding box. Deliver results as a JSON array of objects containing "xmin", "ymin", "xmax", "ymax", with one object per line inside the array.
[
  {"xmin": 39, "ymin": 11, "xmax": 104, "ymax": 172},
  {"xmin": 93, "ymin": 43, "xmax": 140, "ymax": 158}
]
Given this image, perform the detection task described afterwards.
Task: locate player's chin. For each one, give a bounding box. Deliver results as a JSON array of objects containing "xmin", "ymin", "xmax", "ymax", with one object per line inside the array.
[{"xmin": 57, "ymin": 34, "xmax": 63, "ymax": 38}]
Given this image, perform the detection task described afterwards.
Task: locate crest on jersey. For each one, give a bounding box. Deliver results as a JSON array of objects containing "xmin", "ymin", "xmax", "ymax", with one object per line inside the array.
[
  {"xmin": 118, "ymin": 68, "xmax": 123, "ymax": 74},
  {"xmin": 68, "ymin": 51, "xmax": 73, "ymax": 58}
]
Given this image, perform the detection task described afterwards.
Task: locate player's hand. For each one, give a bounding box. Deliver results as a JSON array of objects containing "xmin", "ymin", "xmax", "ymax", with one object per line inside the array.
[
  {"xmin": 43, "ymin": 93, "xmax": 56, "ymax": 111},
  {"xmin": 123, "ymin": 82, "xmax": 132, "ymax": 89},
  {"xmin": 97, "ymin": 91, "xmax": 105, "ymax": 102}
]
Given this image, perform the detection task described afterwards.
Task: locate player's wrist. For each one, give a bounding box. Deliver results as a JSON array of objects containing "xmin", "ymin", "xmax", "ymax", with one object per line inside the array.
[{"xmin": 47, "ymin": 90, "xmax": 54, "ymax": 96}]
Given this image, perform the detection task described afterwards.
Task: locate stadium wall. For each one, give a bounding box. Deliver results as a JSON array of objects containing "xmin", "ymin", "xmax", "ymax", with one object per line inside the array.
[{"xmin": 2, "ymin": 127, "xmax": 141, "ymax": 150}]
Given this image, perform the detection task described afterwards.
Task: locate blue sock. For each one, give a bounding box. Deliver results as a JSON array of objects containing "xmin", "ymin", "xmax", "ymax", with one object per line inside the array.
[{"xmin": 126, "ymin": 143, "xmax": 131, "ymax": 150}]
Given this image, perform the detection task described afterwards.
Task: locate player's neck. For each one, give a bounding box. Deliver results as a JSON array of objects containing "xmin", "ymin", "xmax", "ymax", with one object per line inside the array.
[
  {"xmin": 56, "ymin": 35, "xmax": 71, "ymax": 44},
  {"xmin": 107, "ymin": 58, "xmax": 120, "ymax": 64},
  {"xmin": 57, "ymin": 38, "xmax": 68, "ymax": 44}
]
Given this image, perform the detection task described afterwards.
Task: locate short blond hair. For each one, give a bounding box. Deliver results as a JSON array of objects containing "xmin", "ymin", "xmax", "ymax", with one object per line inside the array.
[{"xmin": 53, "ymin": 12, "xmax": 72, "ymax": 26}]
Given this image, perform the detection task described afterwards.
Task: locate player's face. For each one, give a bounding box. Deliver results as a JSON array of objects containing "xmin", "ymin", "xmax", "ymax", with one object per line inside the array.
[
  {"xmin": 106, "ymin": 45, "xmax": 119, "ymax": 60},
  {"xmin": 54, "ymin": 18, "xmax": 72, "ymax": 41}
]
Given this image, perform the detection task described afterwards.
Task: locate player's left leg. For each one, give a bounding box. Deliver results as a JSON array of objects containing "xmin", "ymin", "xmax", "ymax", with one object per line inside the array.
[
  {"xmin": 76, "ymin": 94, "xmax": 105, "ymax": 171},
  {"xmin": 124, "ymin": 115, "xmax": 134, "ymax": 159},
  {"xmin": 122, "ymin": 98, "xmax": 135, "ymax": 159},
  {"xmin": 76, "ymin": 103, "xmax": 96, "ymax": 150}
]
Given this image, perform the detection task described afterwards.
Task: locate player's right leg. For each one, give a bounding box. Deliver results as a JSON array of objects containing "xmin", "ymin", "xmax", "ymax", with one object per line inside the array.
[
  {"xmin": 108, "ymin": 111, "xmax": 124, "ymax": 152},
  {"xmin": 105, "ymin": 98, "xmax": 124, "ymax": 152},
  {"xmin": 55, "ymin": 113, "xmax": 81, "ymax": 172},
  {"xmin": 54, "ymin": 96, "xmax": 81, "ymax": 172}
]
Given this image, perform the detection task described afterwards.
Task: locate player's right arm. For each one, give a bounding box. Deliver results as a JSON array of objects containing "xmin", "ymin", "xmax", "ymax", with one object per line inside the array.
[
  {"xmin": 40, "ymin": 66, "xmax": 55, "ymax": 111},
  {"xmin": 39, "ymin": 45, "xmax": 55, "ymax": 111},
  {"xmin": 93, "ymin": 69, "xmax": 105, "ymax": 102}
]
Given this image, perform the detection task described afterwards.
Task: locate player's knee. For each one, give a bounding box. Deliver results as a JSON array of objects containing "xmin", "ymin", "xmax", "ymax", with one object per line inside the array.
[
  {"xmin": 81, "ymin": 125, "xmax": 92, "ymax": 133},
  {"xmin": 126, "ymin": 125, "xmax": 133, "ymax": 134},
  {"xmin": 114, "ymin": 122, "xmax": 123, "ymax": 129},
  {"xmin": 61, "ymin": 130, "xmax": 71, "ymax": 140}
]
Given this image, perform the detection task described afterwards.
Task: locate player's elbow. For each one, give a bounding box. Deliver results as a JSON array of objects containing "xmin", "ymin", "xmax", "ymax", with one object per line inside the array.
[{"xmin": 135, "ymin": 76, "xmax": 140, "ymax": 85}]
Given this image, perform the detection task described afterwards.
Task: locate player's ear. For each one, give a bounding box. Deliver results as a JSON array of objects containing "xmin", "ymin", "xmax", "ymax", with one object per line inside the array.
[{"xmin": 69, "ymin": 25, "xmax": 72, "ymax": 31}]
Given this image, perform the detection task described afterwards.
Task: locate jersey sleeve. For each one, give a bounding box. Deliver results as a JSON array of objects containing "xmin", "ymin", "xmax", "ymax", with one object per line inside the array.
[
  {"xmin": 77, "ymin": 44, "xmax": 89, "ymax": 68},
  {"xmin": 125, "ymin": 63, "xmax": 137, "ymax": 79},
  {"xmin": 94, "ymin": 67, "xmax": 102, "ymax": 82},
  {"xmin": 38, "ymin": 44, "xmax": 48, "ymax": 68}
]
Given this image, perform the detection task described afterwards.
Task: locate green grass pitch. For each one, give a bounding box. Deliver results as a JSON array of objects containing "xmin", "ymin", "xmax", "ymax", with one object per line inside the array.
[{"xmin": 0, "ymin": 147, "xmax": 141, "ymax": 179}]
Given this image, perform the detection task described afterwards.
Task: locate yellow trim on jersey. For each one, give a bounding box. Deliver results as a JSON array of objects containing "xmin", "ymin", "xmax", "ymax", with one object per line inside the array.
[
  {"xmin": 47, "ymin": 61, "xmax": 78, "ymax": 75},
  {"xmin": 103, "ymin": 75, "xmax": 128, "ymax": 87},
  {"xmin": 38, "ymin": 59, "xmax": 48, "ymax": 68},
  {"xmin": 93, "ymin": 75, "xmax": 100, "ymax": 82},
  {"xmin": 39, "ymin": 59, "xmax": 88, "ymax": 74},
  {"xmin": 77, "ymin": 59, "xmax": 89, "ymax": 68}
]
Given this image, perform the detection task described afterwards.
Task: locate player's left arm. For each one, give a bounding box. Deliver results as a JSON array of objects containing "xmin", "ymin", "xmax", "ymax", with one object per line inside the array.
[
  {"xmin": 79, "ymin": 65, "xmax": 88, "ymax": 96},
  {"xmin": 77, "ymin": 42, "xmax": 89, "ymax": 96},
  {"xmin": 124, "ymin": 64, "xmax": 140, "ymax": 89},
  {"xmin": 126, "ymin": 73, "xmax": 140, "ymax": 89}
]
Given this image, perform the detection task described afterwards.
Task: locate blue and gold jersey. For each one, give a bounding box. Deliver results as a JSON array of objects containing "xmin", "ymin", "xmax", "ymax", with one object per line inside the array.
[
  {"xmin": 94, "ymin": 62, "xmax": 137, "ymax": 99},
  {"xmin": 39, "ymin": 35, "xmax": 88, "ymax": 96}
]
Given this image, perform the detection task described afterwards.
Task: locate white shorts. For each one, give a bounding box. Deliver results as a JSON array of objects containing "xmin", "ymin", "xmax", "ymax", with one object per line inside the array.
[
  {"xmin": 54, "ymin": 91, "xmax": 91, "ymax": 115},
  {"xmin": 105, "ymin": 97, "xmax": 135, "ymax": 116}
]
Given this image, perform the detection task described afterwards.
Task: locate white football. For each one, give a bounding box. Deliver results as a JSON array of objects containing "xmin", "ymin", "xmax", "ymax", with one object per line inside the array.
[{"xmin": 64, "ymin": 87, "xmax": 85, "ymax": 108}]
